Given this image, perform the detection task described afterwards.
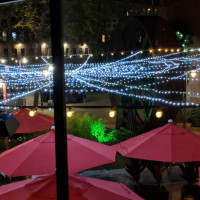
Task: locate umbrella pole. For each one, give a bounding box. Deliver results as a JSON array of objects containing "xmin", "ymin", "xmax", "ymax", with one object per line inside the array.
[{"xmin": 49, "ymin": 0, "xmax": 69, "ymax": 200}]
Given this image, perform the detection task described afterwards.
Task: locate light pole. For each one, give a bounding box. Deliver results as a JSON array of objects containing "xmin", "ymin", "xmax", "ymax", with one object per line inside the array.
[{"xmin": 184, "ymin": 69, "xmax": 197, "ymax": 128}]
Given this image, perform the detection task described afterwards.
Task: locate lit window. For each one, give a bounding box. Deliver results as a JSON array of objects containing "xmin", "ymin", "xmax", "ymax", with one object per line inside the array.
[{"xmin": 102, "ymin": 34, "xmax": 105, "ymax": 43}]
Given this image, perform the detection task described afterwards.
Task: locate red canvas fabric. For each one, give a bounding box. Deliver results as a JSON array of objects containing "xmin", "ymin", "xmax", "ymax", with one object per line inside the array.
[
  {"xmin": 12, "ymin": 109, "xmax": 54, "ymax": 133},
  {"xmin": 0, "ymin": 174, "xmax": 144, "ymax": 200},
  {"xmin": 0, "ymin": 130, "xmax": 116, "ymax": 177},
  {"xmin": 114, "ymin": 122, "xmax": 200, "ymax": 162}
]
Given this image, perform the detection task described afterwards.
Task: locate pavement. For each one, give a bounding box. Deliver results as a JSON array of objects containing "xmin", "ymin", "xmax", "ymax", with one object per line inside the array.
[{"xmin": 24, "ymin": 92, "xmax": 117, "ymax": 129}]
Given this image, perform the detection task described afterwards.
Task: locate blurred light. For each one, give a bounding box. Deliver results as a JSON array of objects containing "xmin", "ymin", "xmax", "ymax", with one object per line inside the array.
[
  {"xmin": 22, "ymin": 58, "xmax": 28, "ymax": 64},
  {"xmin": 190, "ymin": 70, "xmax": 197, "ymax": 78},
  {"xmin": 156, "ymin": 110, "xmax": 163, "ymax": 118},
  {"xmin": 42, "ymin": 43, "xmax": 46, "ymax": 48},
  {"xmin": 80, "ymin": 55, "xmax": 83, "ymax": 58},
  {"xmin": 149, "ymin": 49, "xmax": 153, "ymax": 53},
  {"xmin": 111, "ymin": 52, "xmax": 114, "ymax": 56},
  {"xmin": 177, "ymin": 49, "xmax": 180, "ymax": 52},
  {"xmin": 11, "ymin": 57, "xmax": 15, "ymax": 61},
  {"xmin": 121, "ymin": 52, "xmax": 124, "ymax": 55},
  {"xmin": 64, "ymin": 43, "xmax": 68, "ymax": 47},
  {"xmin": 35, "ymin": 56, "xmax": 39, "ymax": 60},
  {"xmin": 67, "ymin": 110, "xmax": 73, "ymax": 118},
  {"xmin": 109, "ymin": 110, "xmax": 116, "ymax": 118},
  {"xmin": 1, "ymin": 59, "xmax": 6, "ymax": 64},
  {"xmin": 29, "ymin": 110, "xmax": 35, "ymax": 117},
  {"xmin": 43, "ymin": 69, "xmax": 50, "ymax": 77},
  {"xmin": 171, "ymin": 49, "xmax": 174, "ymax": 52},
  {"xmin": 101, "ymin": 53, "xmax": 104, "ymax": 56},
  {"xmin": 165, "ymin": 49, "xmax": 168, "ymax": 52},
  {"xmin": 131, "ymin": 51, "xmax": 134, "ymax": 54},
  {"xmin": 158, "ymin": 48, "xmax": 162, "ymax": 52},
  {"xmin": 48, "ymin": 65, "xmax": 54, "ymax": 71},
  {"xmin": 17, "ymin": 43, "xmax": 22, "ymax": 47}
]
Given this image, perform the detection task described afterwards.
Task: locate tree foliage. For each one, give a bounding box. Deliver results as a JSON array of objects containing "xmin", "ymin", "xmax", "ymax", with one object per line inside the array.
[{"xmin": 0, "ymin": 0, "xmax": 126, "ymax": 52}]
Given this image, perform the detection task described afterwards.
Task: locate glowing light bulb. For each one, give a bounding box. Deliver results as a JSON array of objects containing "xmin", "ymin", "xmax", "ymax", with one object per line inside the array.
[
  {"xmin": 190, "ymin": 70, "xmax": 197, "ymax": 78},
  {"xmin": 156, "ymin": 110, "xmax": 163, "ymax": 118},
  {"xmin": 1, "ymin": 59, "xmax": 6, "ymax": 64},
  {"xmin": 67, "ymin": 111, "xmax": 73, "ymax": 118},
  {"xmin": 29, "ymin": 110, "xmax": 35, "ymax": 117},
  {"xmin": 22, "ymin": 58, "xmax": 28, "ymax": 64},
  {"xmin": 109, "ymin": 110, "xmax": 116, "ymax": 118},
  {"xmin": 48, "ymin": 65, "xmax": 54, "ymax": 71},
  {"xmin": 42, "ymin": 43, "xmax": 46, "ymax": 48}
]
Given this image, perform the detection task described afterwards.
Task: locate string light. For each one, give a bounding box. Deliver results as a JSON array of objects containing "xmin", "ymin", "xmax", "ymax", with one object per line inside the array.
[
  {"xmin": 0, "ymin": 49, "xmax": 200, "ymax": 107},
  {"xmin": 67, "ymin": 108, "xmax": 73, "ymax": 118}
]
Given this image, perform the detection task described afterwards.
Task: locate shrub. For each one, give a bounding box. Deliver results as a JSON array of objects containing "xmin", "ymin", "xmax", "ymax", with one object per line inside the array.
[{"xmin": 67, "ymin": 113, "xmax": 132, "ymax": 145}]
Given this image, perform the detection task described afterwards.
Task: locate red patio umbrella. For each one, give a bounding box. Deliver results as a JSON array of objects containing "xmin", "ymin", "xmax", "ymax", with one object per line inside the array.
[
  {"xmin": 114, "ymin": 121, "xmax": 200, "ymax": 162},
  {"xmin": 0, "ymin": 173, "xmax": 144, "ymax": 200},
  {"xmin": 0, "ymin": 128, "xmax": 116, "ymax": 177},
  {"xmin": 12, "ymin": 109, "xmax": 54, "ymax": 133}
]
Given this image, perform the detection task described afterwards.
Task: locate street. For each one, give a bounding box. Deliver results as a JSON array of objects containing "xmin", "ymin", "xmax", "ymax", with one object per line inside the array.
[{"xmin": 25, "ymin": 92, "xmax": 116, "ymax": 129}]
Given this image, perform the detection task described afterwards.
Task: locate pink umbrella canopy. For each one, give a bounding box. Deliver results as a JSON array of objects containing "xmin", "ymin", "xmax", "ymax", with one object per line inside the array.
[
  {"xmin": 0, "ymin": 129, "xmax": 116, "ymax": 177},
  {"xmin": 0, "ymin": 173, "xmax": 144, "ymax": 200},
  {"xmin": 12, "ymin": 109, "xmax": 54, "ymax": 133},
  {"xmin": 114, "ymin": 121, "xmax": 200, "ymax": 162}
]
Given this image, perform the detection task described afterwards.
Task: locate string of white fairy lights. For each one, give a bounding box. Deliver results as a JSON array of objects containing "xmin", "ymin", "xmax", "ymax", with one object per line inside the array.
[{"xmin": 0, "ymin": 49, "xmax": 200, "ymax": 106}]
